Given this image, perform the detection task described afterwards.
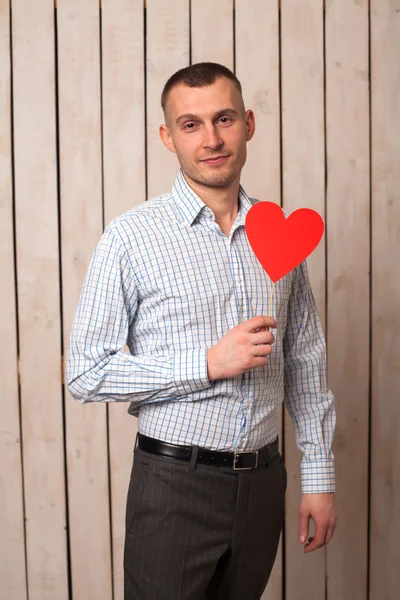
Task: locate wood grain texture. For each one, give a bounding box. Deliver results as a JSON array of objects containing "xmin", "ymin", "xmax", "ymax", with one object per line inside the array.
[
  {"xmin": 370, "ymin": 2, "xmax": 400, "ymax": 598},
  {"xmin": 101, "ymin": 0, "xmax": 145, "ymax": 597},
  {"xmin": 12, "ymin": 1, "xmax": 68, "ymax": 598},
  {"xmin": 146, "ymin": 0, "xmax": 190, "ymax": 198},
  {"xmin": 325, "ymin": 1, "xmax": 370, "ymax": 598},
  {"xmin": 236, "ymin": 0, "xmax": 281, "ymax": 206},
  {"xmin": 191, "ymin": 0, "xmax": 234, "ymax": 69},
  {"xmin": 281, "ymin": 2, "xmax": 326, "ymax": 598},
  {"xmin": 0, "ymin": 1, "xmax": 27, "ymax": 598},
  {"xmin": 57, "ymin": 1, "xmax": 112, "ymax": 598},
  {"xmin": 102, "ymin": 0, "xmax": 146, "ymax": 227}
]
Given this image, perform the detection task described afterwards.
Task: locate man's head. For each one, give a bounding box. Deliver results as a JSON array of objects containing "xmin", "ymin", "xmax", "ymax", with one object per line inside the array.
[{"xmin": 159, "ymin": 62, "xmax": 255, "ymax": 190}]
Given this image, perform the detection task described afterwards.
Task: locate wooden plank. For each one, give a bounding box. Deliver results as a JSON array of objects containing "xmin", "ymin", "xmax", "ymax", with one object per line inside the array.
[
  {"xmin": 235, "ymin": 2, "xmax": 283, "ymax": 598},
  {"xmin": 236, "ymin": 0, "xmax": 280, "ymax": 205},
  {"xmin": 0, "ymin": 1, "xmax": 27, "ymax": 598},
  {"xmin": 102, "ymin": 0, "xmax": 146, "ymax": 227},
  {"xmin": 280, "ymin": 2, "xmax": 326, "ymax": 598},
  {"xmin": 191, "ymin": 0, "xmax": 234, "ymax": 69},
  {"xmin": 12, "ymin": 1, "xmax": 68, "ymax": 598},
  {"xmin": 146, "ymin": 0, "xmax": 190, "ymax": 198},
  {"xmin": 101, "ymin": 0, "xmax": 146, "ymax": 598},
  {"xmin": 57, "ymin": 1, "xmax": 112, "ymax": 598},
  {"xmin": 370, "ymin": 2, "xmax": 400, "ymax": 598},
  {"xmin": 325, "ymin": 1, "xmax": 370, "ymax": 598}
]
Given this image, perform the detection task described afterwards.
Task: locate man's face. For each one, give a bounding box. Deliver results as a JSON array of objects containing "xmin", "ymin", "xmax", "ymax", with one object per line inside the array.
[{"xmin": 160, "ymin": 77, "xmax": 255, "ymax": 189}]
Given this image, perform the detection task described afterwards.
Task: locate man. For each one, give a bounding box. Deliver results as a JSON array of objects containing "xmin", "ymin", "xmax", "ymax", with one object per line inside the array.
[{"xmin": 67, "ymin": 62, "xmax": 337, "ymax": 600}]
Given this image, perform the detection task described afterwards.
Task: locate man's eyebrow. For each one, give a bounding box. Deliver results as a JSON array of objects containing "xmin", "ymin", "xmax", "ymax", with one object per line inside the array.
[{"xmin": 176, "ymin": 108, "xmax": 239, "ymax": 125}]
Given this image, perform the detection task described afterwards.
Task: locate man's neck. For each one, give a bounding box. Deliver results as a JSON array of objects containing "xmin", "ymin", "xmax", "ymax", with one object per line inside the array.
[{"xmin": 183, "ymin": 172, "xmax": 241, "ymax": 223}]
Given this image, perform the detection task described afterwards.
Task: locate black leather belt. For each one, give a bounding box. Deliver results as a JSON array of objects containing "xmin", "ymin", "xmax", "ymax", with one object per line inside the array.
[{"xmin": 136, "ymin": 432, "xmax": 279, "ymax": 471}]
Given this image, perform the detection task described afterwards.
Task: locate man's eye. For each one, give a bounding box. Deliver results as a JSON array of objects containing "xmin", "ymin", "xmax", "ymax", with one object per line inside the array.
[
  {"xmin": 219, "ymin": 117, "xmax": 231, "ymax": 124},
  {"xmin": 184, "ymin": 123, "xmax": 196, "ymax": 129}
]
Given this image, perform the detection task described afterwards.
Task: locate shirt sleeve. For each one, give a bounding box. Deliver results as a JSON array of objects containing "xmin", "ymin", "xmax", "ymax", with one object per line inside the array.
[
  {"xmin": 66, "ymin": 225, "xmax": 213, "ymax": 407},
  {"xmin": 283, "ymin": 260, "xmax": 336, "ymax": 494}
]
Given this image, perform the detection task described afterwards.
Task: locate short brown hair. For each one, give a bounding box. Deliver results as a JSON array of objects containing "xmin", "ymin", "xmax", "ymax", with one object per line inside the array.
[{"xmin": 161, "ymin": 62, "xmax": 243, "ymax": 115}]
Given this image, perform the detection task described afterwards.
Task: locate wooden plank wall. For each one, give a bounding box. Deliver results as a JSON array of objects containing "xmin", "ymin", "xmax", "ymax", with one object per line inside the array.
[
  {"xmin": 0, "ymin": 1, "xmax": 399, "ymax": 599},
  {"xmin": 326, "ymin": 3, "xmax": 370, "ymax": 598},
  {"xmin": 0, "ymin": 2, "xmax": 26, "ymax": 598},
  {"xmin": 11, "ymin": 2, "xmax": 68, "ymax": 599},
  {"xmin": 370, "ymin": 2, "xmax": 400, "ymax": 598}
]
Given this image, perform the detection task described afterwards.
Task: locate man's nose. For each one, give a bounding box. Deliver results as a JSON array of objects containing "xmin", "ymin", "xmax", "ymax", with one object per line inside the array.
[{"xmin": 203, "ymin": 125, "xmax": 223, "ymax": 149}]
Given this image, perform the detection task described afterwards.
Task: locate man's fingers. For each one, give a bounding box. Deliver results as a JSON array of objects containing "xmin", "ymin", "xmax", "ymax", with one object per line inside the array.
[
  {"xmin": 304, "ymin": 520, "xmax": 328, "ymax": 553},
  {"xmin": 247, "ymin": 316, "xmax": 277, "ymax": 331},
  {"xmin": 253, "ymin": 330, "xmax": 275, "ymax": 348},
  {"xmin": 299, "ymin": 510, "xmax": 310, "ymax": 544}
]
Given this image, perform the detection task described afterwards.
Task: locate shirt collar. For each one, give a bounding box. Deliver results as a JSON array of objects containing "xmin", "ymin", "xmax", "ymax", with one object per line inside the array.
[{"xmin": 172, "ymin": 168, "xmax": 253, "ymax": 228}]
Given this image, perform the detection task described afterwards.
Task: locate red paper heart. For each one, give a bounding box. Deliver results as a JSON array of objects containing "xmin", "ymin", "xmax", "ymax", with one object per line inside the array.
[{"xmin": 245, "ymin": 202, "xmax": 324, "ymax": 283}]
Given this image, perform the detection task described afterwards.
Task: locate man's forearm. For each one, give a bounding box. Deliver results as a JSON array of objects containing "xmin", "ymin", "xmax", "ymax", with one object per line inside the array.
[{"xmin": 67, "ymin": 346, "xmax": 213, "ymax": 406}]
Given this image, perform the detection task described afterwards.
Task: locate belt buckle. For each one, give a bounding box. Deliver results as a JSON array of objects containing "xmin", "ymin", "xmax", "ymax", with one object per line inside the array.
[{"xmin": 233, "ymin": 450, "xmax": 258, "ymax": 471}]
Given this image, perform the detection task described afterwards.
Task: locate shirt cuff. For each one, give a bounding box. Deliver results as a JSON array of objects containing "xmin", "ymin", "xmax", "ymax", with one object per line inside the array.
[
  {"xmin": 173, "ymin": 349, "xmax": 213, "ymax": 396},
  {"xmin": 301, "ymin": 460, "xmax": 336, "ymax": 494}
]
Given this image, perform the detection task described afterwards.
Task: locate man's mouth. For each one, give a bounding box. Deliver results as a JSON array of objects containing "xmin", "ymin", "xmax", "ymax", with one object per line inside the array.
[{"xmin": 201, "ymin": 155, "xmax": 230, "ymax": 165}]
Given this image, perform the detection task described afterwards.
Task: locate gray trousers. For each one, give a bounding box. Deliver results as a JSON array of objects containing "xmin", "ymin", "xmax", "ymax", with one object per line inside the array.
[{"xmin": 124, "ymin": 442, "xmax": 286, "ymax": 600}]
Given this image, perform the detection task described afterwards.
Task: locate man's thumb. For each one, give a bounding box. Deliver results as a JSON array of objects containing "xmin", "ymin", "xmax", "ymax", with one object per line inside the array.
[{"xmin": 299, "ymin": 509, "xmax": 309, "ymax": 544}]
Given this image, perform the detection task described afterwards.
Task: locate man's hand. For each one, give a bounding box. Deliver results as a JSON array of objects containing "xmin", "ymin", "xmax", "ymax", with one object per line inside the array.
[
  {"xmin": 207, "ymin": 316, "xmax": 277, "ymax": 381},
  {"xmin": 299, "ymin": 493, "xmax": 337, "ymax": 553}
]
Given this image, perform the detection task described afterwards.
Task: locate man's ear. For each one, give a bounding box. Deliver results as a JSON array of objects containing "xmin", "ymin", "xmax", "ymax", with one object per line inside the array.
[
  {"xmin": 245, "ymin": 109, "xmax": 256, "ymax": 142},
  {"xmin": 159, "ymin": 124, "xmax": 176, "ymax": 154}
]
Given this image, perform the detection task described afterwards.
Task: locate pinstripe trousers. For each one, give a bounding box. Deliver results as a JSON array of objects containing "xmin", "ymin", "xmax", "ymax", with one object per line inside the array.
[{"xmin": 124, "ymin": 442, "xmax": 287, "ymax": 600}]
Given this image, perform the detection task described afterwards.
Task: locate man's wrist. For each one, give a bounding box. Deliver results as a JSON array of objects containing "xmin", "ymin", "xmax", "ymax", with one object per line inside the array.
[{"xmin": 206, "ymin": 347, "xmax": 219, "ymax": 382}]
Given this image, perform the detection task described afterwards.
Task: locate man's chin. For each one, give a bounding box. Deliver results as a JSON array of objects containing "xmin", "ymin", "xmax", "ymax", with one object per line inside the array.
[{"xmin": 191, "ymin": 168, "xmax": 238, "ymax": 189}]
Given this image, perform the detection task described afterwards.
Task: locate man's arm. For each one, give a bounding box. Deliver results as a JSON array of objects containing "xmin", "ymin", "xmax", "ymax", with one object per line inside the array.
[
  {"xmin": 66, "ymin": 225, "xmax": 213, "ymax": 407},
  {"xmin": 283, "ymin": 259, "xmax": 337, "ymax": 552}
]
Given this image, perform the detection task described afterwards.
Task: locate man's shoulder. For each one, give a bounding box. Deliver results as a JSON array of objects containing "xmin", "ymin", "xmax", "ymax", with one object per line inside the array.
[{"xmin": 106, "ymin": 191, "xmax": 176, "ymax": 236}]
